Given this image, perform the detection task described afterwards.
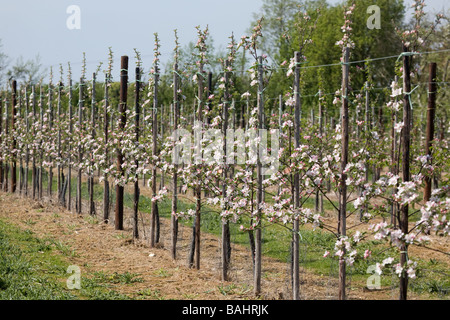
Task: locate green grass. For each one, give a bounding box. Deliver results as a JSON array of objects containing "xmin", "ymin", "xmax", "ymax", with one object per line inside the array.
[
  {"xmin": 409, "ymin": 258, "xmax": 450, "ymax": 297},
  {"xmin": 0, "ymin": 219, "xmax": 77, "ymax": 299},
  {"xmin": 90, "ymin": 271, "xmax": 144, "ymax": 285},
  {"xmin": 136, "ymin": 288, "xmax": 167, "ymax": 300},
  {"xmin": 0, "ymin": 218, "xmax": 133, "ymax": 300},
  {"xmin": 18, "ymin": 168, "xmax": 450, "ymax": 299}
]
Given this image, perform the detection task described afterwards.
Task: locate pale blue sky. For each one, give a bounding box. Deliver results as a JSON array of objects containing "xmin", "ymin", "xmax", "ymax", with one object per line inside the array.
[{"xmin": 0, "ymin": 0, "xmax": 447, "ymax": 82}]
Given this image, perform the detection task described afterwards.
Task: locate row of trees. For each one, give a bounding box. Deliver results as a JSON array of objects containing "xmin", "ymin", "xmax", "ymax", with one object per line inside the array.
[
  {"xmin": 0, "ymin": 40, "xmax": 45, "ymax": 87},
  {"xmin": 0, "ymin": 0, "xmax": 448, "ymax": 300}
]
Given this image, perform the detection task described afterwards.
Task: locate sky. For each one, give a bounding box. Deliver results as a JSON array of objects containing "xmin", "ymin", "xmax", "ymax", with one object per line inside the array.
[{"xmin": 0, "ymin": 0, "xmax": 448, "ymax": 83}]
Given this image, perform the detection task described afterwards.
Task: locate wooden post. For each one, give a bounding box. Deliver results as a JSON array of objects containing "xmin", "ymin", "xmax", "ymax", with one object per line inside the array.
[
  {"xmin": 293, "ymin": 51, "xmax": 301, "ymax": 300},
  {"xmin": 254, "ymin": 56, "xmax": 264, "ymax": 296},
  {"xmin": 221, "ymin": 60, "xmax": 231, "ymax": 281},
  {"xmin": 339, "ymin": 47, "xmax": 350, "ymax": 300},
  {"xmin": 115, "ymin": 56, "xmax": 128, "ymax": 230},
  {"xmin": 77, "ymin": 78, "xmax": 84, "ymax": 214},
  {"xmin": 11, "ymin": 80, "xmax": 17, "ymax": 193},
  {"xmin": 133, "ymin": 67, "xmax": 141, "ymax": 239},
  {"xmin": 399, "ymin": 45, "xmax": 412, "ymax": 301},
  {"xmin": 423, "ymin": 63, "xmax": 437, "ymax": 202},
  {"xmin": 171, "ymin": 62, "xmax": 179, "ymax": 260},
  {"xmin": 194, "ymin": 60, "xmax": 204, "ymax": 270}
]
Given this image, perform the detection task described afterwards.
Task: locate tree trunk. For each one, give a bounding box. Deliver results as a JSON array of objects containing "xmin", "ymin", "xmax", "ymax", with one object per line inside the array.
[
  {"xmin": 133, "ymin": 67, "xmax": 141, "ymax": 238},
  {"xmin": 89, "ymin": 73, "xmax": 96, "ymax": 216},
  {"xmin": 0, "ymin": 93, "xmax": 3, "ymax": 191},
  {"xmin": 11, "ymin": 80, "xmax": 17, "ymax": 194},
  {"xmin": 67, "ymin": 78, "xmax": 73, "ymax": 210},
  {"xmin": 292, "ymin": 51, "xmax": 302, "ymax": 300},
  {"xmin": 57, "ymin": 82, "xmax": 63, "ymax": 204},
  {"xmin": 103, "ymin": 73, "xmax": 110, "ymax": 222},
  {"xmin": 399, "ymin": 45, "xmax": 412, "ymax": 301},
  {"xmin": 338, "ymin": 47, "xmax": 350, "ymax": 300},
  {"xmin": 150, "ymin": 65, "xmax": 160, "ymax": 247},
  {"xmin": 423, "ymin": 63, "xmax": 437, "ymax": 203},
  {"xmin": 115, "ymin": 56, "xmax": 128, "ymax": 229},
  {"xmin": 77, "ymin": 78, "xmax": 84, "ymax": 214},
  {"xmin": 221, "ymin": 60, "xmax": 231, "ymax": 281},
  {"xmin": 171, "ymin": 62, "xmax": 179, "ymax": 259},
  {"xmin": 254, "ymin": 56, "xmax": 264, "ymax": 296}
]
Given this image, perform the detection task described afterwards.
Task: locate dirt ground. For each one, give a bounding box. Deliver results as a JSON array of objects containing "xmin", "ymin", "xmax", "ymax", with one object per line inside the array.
[{"xmin": 0, "ymin": 190, "xmax": 448, "ymax": 300}]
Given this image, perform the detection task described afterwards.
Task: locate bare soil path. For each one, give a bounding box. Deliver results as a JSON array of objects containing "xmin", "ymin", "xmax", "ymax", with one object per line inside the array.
[{"xmin": 0, "ymin": 191, "xmax": 447, "ymax": 300}]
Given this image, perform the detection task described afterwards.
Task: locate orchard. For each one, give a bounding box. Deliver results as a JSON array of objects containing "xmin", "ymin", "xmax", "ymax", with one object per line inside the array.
[{"xmin": 0, "ymin": 0, "xmax": 448, "ymax": 300}]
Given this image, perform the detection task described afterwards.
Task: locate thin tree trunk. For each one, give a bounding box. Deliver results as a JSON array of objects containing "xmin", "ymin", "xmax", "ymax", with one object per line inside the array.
[
  {"xmin": 11, "ymin": 80, "xmax": 17, "ymax": 194},
  {"xmin": 133, "ymin": 67, "xmax": 141, "ymax": 239},
  {"xmin": 38, "ymin": 86, "xmax": 43, "ymax": 199},
  {"xmin": 192, "ymin": 55, "xmax": 205, "ymax": 270},
  {"xmin": 0, "ymin": 93, "xmax": 4, "ymax": 191},
  {"xmin": 160, "ymin": 104, "xmax": 165, "ymax": 190},
  {"xmin": 254, "ymin": 56, "xmax": 264, "ymax": 296},
  {"xmin": 3, "ymin": 96, "xmax": 8, "ymax": 193},
  {"xmin": 77, "ymin": 78, "xmax": 84, "ymax": 214},
  {"xmin": 67, "ymin": 77, "xmax": 73, "ymax": 210},
  {"xmin": 292, "ymin": 51, "xmax": 302, "ymax": 300},
  {"xmin": 31, "ymin": 88, "xmax": 36, "ymax": 198},
  {"xmin": 56, "ymin": 82, "xmax": 64, "ymax": 204},
  {"xmin": 150, "ymin": 65, "xmax": 160, "ymax": 247},
  {"xmin": 390, "ymin": 77, "xmax": 399, "ymax": 228},
  {"xmin": 56, "ymin": 82, "xmax": 62, "ymax": 202},
  {"xmin": 316, "ymin": 89, "xmax": 324, "ymax": 214},
  {"xmin": 399, "ymin": 45, "xmax": 412, "ymax": 301},
  {"xmin": 18, "ymin": 88, "xmax": 23, "ymax": 195},
  {"xmin": 423, "ymin": 63, "xmax": 437, "ymax": 203},
  {"xmin": 221, "ymin": 60, "xmax": 231, "ymax": 281},
  {"xmin": 48, "ymin": 82, "xmax": 53, "ymax": 198},
  {"xmin": 338, "ymin": 47, "xmax": 350, "ymax": 300},
  {"xmin": 103, "ymin": 73, "xmax": 110, "ymax": 222},
  {"xmin": 89, "ymin": 73, "xmax": 96, "ymax": 215},
  {"xmin": 171, "ymin": 62, "xmax": 179, "ymax": 260},
  {"xmin": 24, "ymin": 86, "xmax": 30, "ymax": 197},
  {"xmin": 188, "ymin": 217, "xmax": 196, "ymax": 268}
]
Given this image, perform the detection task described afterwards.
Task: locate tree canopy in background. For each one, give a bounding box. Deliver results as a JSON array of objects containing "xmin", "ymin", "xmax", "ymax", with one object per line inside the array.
[{"xmin": 0, "ymin": 0, "xmax": 447, "ymax": 119}]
